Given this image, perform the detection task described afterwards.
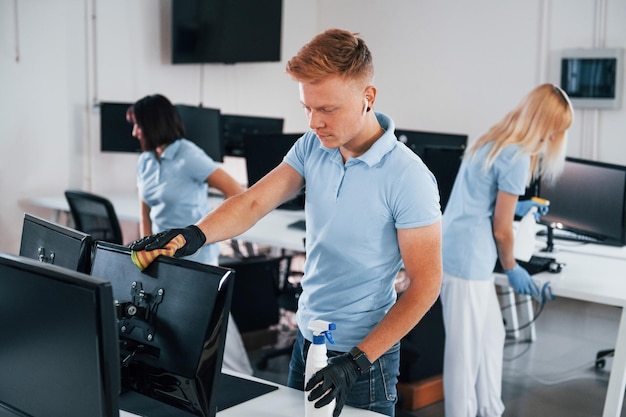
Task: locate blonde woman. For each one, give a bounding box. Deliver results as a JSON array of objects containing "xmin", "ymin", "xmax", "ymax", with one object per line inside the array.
[{"xmin": 441, "ymin": 84, "xmax": 574, "ymax": 417}]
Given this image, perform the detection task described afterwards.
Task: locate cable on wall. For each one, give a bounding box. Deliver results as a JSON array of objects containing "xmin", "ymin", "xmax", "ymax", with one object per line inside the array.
[
  {"xmin": 13, "ymin": 0, "xmax": 20, "ymax": 62},
  {"xmin": 198, "ymin": 63, "xmax": 205, "ymax": 107}
]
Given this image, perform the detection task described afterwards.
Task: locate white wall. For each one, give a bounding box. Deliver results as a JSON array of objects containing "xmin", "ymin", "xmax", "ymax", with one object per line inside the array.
[{"xmin": 1, "ymin": 0, "xmax": 625, "ymax": 254}]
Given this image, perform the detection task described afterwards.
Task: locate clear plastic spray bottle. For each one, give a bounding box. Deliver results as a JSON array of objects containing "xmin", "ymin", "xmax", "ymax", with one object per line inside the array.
[{"xmin": 305, "ymin": 320, "xmax": 336, "ymax": 417}]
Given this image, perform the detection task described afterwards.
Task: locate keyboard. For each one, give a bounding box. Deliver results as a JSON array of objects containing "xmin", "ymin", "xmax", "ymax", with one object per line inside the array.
[
  {"xmin": 494, "ymin": 255, "xmax": 557, "ymax": 275},
  {"xmin": 288, "ymin": 220, "xmax": 306, "ymax": 231}
]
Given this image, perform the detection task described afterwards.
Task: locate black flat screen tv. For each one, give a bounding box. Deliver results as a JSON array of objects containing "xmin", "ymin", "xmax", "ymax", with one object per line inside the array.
[
  {"xmin": 395, "ymin": 129, "xmax": 468, "ymax": 211},
  {"xmin": 172, "ymin": 0, "xmax": 282, "ymax": 64},
  {"xmin": 19, "ymin": 213, "xmax": 93, "ymax": 274},
  {"xmin": 0, "ymin": 252, "xmax": 120, "ymax": 417},
  {"xmin": 90, "ymin": 242, "xmax": 235, "ymax": 417}
]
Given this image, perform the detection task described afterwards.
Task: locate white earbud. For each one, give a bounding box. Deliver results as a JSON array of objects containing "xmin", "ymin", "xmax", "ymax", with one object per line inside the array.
[{"xmin": 363, "ymin": 98, "xmax": 369, "ymax": 115}]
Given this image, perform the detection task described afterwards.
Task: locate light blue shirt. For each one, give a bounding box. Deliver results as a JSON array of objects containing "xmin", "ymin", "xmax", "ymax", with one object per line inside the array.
[
  {"xmin": 442, "ymin": 142, "xmax": 530, "ymax": 280},
  {"xmin": 137, "ymin": 138, "xmax": 220, "ymax": 265},
  {"xmin": 284, "ymin": 112, "xmax": 441, "ymax": 351}
]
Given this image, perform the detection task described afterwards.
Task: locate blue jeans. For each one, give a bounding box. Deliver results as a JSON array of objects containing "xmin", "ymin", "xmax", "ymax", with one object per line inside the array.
[{"xmin": 287, "ymin": 329, "xmax": 400, "ymax": 417}]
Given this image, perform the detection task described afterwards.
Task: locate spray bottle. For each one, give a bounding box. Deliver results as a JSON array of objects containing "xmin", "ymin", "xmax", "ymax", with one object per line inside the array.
[
  {"xmin": 305, "ymin": 320, "xmax": 336, "ymax": 417},
  {"xmin": 514, "ymin": 205, "xmax": 538, "ymax": 262}
]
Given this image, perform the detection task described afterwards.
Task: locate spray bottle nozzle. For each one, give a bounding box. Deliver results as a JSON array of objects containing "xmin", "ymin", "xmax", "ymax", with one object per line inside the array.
[{"xmin": 308, "ymin": 320, "xmax": 336, "ymax": 345}]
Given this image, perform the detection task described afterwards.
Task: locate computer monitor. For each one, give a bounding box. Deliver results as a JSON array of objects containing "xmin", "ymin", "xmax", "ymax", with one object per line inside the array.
[
  {"xmin": 395, "ymin": 129, "xmax": 468, "ymax": 211},
  {"xmin": 90, "ymin": 242, "xmax": 235, "ymax": 417},
  {"xmin": 19, "ymin": 213, "xmax": 93, "ymax": 274},
  {"xmin": 538, "ymin": 157, "xmax": 626, "ymax": 246},
  {"xmin": 221, "ymin": 114, "xmax": 284, "ymax": 157},
  {"xmin": 100, "ymin": 102, "xmax": 140, "ymax": 153},
  {"xmin": 243, "ymin": 133, "xmax": 304, "ymax": 210},
  {"xmin": 0, "ymin": 252, "xmax": 120, "ymax": 417},
  {"xmin": 176, "ymin": 104, "xmax": 224, "ymax": 162}
]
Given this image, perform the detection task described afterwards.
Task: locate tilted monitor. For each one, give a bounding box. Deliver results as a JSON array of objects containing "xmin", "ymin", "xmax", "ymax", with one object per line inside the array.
[
  {"xmin": 19, "ymin": 213, "xmax": 93, "ymax": 274},
  {"xmin": 90, "ymin": 242, "xmax": 235, "ymax": 417},
  {"xmin": 0, "ymin": 252, "xmax": 120, "ymax": 417}
]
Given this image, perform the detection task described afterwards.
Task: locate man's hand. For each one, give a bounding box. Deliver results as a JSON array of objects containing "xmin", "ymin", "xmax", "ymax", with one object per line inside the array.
[
  {"xmin": 305, "ymin": 353, "xmax": 360, "ymax": 417},
  {"xmin": 129, "ymin": 225, "xmax": 206, "ymax": 258}
]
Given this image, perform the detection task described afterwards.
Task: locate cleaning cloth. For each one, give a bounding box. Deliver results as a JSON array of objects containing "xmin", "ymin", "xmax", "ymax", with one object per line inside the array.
[{"xmin": 131, "ymin": 234, "xmax": 186, "ymax": 271}]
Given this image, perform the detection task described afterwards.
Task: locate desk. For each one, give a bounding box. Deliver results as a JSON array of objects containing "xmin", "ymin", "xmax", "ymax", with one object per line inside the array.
[
  {"xmin": 117, "ymin": 371, "xmax": 383, "ymax": 417},
  {"xmin": 495, "ymin": 240, "xmax": 626, "ymax": 417},
  {"xmin": 26, "ymin": 194, "xmax": 626, "ymax": 416},
  {"xmin": 26, "ymin": 194, "xmax": 307, "ymax": 253}
]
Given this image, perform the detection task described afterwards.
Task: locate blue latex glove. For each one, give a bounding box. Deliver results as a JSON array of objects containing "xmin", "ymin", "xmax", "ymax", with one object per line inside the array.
[
  {"xmin": 505, "ymin": 263, "xmax": 540, "ymax": 297},
  {"xmin": 515, "ymin": 199, "xmax": 549, "ymax": 220}
]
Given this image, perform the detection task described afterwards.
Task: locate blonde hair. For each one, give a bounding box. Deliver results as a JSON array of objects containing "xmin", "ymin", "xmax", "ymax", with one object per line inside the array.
[
  {"xmin": 467, "ymin": 84, "xmax": 574, "ymax": 184},
  {"xmin": 285, "ymin": 28, "xmax": 374, "ymax": 85}
]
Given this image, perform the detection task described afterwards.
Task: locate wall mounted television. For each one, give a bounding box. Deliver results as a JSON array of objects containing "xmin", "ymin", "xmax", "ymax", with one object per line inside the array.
[
  {"xmin": 395, "ymin": 129, "xmax": 468, "ymax": 211},
  {"xmin": 0, "ymin": 252, "xmax": 120, "ymax": 417},
  {"xmin": 538, "ymin": 157, "xmax": 626, "ymax": 247},
  {"xmin": 560, "ymin": 48, "xmax": 624, "ymax": 110},
  {"xmin": 172, "ymin": 0, "xmax": 283, "ymax": 64}
]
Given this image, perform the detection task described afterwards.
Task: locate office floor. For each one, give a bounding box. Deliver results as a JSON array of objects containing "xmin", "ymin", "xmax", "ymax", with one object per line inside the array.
[{"xmin": 246, "ymin": 296, "xmax": 626, "ymax": 417}]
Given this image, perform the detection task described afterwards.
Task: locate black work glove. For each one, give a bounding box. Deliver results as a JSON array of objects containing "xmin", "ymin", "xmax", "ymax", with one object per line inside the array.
[
  {"xmin": 305, "ymin": 353, "xmax": 359, "ymax": 417},
  {"xmin": 128, "ymin": 225, "xmax": 206, "ymax": 258}
]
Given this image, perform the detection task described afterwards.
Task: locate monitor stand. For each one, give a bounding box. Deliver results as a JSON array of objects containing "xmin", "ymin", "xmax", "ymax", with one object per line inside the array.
[{"xmin": 119, "ymin": 373, "xmax": 278, "ymax": 417}]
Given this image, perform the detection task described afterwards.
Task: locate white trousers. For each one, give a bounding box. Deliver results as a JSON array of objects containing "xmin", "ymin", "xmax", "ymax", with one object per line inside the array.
[
  {"xmin": 222, "ymin": 312, "xmax": 254, "ymax": 375},
  {"xmin": 440, "ymin": 272, "xmax": 505, "ymax": 417}
]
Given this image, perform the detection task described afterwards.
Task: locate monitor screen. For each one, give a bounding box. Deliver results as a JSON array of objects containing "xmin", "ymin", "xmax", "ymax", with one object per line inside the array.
[
  {"xmin": 395, "ymin": 129, "xmax": 468, "ymax": 211},
  {"xmin": 176, "ymin": 104, "xmax": 224, "ymax": 162},
  {"xmin": 0, "ymin": 252, "xmax": 120, "ymax": 417},
  {"xmin": 243, "ymin": 133, "xmax": 304, "ymax": 210},
  {"xmin": 100, "ymin": 102, "xmax": 139, "ymax": 153},
  {"xmin": 19, "ymin": 213, "xmax": 93, "ymax": 274},
  {"xmin": 171, "ymin": 0, "xmax": 282, "ymax": 64},
  {"xmin": 538, "ymin": 157, "xmax": 626, "ymax": 246},
  {"xmin": 221, "ymin": 114, "xmax": 284, "ymax": 157},
  {"xmin": 90, "ymin": 242, "xmax": 234, "ymax": 417}
]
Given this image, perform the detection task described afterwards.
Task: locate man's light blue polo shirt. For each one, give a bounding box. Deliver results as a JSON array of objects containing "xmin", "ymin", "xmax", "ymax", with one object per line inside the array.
[
  {"xmin": 284, "ymin": 112, "xmax": 441, "ymax": 351},
  {"xmin": 442, "ymin": 142, "xmax": 530, "ymax": 281}
]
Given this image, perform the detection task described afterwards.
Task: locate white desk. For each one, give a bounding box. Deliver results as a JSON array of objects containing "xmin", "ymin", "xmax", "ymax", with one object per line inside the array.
[
  {"xmin": 116, "ymin": 371, "xmax": 383, "ymax": 416},
  {"xmin": 26, "ymin": 194, "xmax": 626, "ymax": 416},
  {"xmin": 495, "ymin": 240, "xmax": 626, "ymax": 417}
]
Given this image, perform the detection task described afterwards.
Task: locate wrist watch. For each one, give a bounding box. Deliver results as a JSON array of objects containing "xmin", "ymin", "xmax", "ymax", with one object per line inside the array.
[{"xmin": 348, "ymin": 346, "xmax": 372, "ymax": 375}]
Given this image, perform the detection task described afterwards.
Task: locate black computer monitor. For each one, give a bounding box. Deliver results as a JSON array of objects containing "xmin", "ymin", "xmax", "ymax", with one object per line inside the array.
[
  {"xmin": 90, "ymin": 242, "xmax": 235, "ymax": 417},
  {"xmin": 19, "ymin": 213, "xmax": 93, "ymax": 274},
  {"xmin": 395, "ymin": 129, "xmax": 468, "ymax": 211},
  {"xmin": 221, "ymin": 114, "xmax": 284, "ymax": 157},
  {"xmin": 243, "ymin": 133, "xmax": 304, "ymax": 210},
  {"xmin": 0, "ymin": 252, "xmax": 120, "ymax": 417},
  {"xmin": 538, "ymin": 157, "xmax": 626, "ymax": 246},
  {"xmin": 176, "ymin": 105, "xmax": 224, "ymax": 162},
  {"xmin": 100, "ymin": 102, "xmax": 140, "ymax": 153}
]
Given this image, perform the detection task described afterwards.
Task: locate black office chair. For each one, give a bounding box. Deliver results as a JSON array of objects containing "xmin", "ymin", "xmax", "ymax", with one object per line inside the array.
[{"xmin": 64, "ymin": 190, "xmax": 124, "ymax": 245}]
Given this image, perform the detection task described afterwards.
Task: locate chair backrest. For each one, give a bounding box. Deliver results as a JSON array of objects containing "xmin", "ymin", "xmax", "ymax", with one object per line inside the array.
[
  {"xmin": 64, "ymin": 190, "xmax": 123, "ymax": 245},
  {"xmin": 221, "ymin": 256, "xmax": 284, "ymax": 333}
]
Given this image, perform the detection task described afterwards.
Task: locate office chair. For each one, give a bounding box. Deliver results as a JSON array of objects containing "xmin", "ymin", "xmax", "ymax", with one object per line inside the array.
[
  {"xmin": 221, "ymin": 254, "xmax": 301, "ymax": 370},
  {"xmin": 64, "ymin": 190, "xmax": 124, "ymax": 245}
]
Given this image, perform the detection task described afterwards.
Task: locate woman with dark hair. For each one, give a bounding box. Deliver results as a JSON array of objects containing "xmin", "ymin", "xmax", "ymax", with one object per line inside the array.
[{"xmin": 127, "ymin": 94, "xmax": 251, "ymax": 374}]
